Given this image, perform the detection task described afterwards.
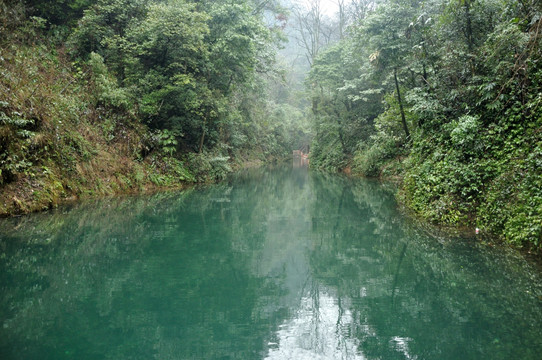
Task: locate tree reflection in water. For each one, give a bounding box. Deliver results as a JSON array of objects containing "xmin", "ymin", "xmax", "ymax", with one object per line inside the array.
[{"xmin": 0, "ymin": 165, "xmax": 541, "ymax": 359}]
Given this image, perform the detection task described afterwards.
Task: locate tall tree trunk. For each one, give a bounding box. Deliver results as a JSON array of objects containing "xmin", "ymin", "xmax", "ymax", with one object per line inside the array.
[
  {"xmin": 335, "ymin": 112, "xmax": 348, "ymax": 154},
  {"xmin": 464, "ymin": 0, "xmax": 474, "ymax": 53},
  {"xmin": 463, "ymin": 0, "xmax": 476, "ymax": 75},
  {"xmin": 337, "ymin": 0, "xmax": 346, "ymax": 40},
  {"xmin": 198, "ymin": 117, "xmax": 206, "ymax": 153},
  {"xmin": 394, "ymin": 68, "xmax": 410, "ymax": 139}
]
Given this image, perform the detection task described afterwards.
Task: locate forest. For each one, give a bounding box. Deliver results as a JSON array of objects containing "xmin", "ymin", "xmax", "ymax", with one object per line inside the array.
[
  {"xmin": 303, "ymin": 0, "xmax": 542, "ymax": 250},
  {"xmin": 1, "ymin": 0, "xmax": 541, "ymax": 250},
  {"xmin": 0, "ymin": 0, "xmax": 310, "ymax": 215}
]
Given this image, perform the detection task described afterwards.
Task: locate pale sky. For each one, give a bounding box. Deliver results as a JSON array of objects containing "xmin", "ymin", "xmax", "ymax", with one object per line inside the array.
[{"xmin": 300, "ymin": 0, "xmax": 339, "ymax": 16}]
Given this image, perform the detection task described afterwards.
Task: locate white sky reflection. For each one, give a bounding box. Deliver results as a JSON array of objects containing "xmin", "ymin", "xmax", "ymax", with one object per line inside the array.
[{"xmin": 265, "ymin": 290, "xmax": 366, "ymax": 360}]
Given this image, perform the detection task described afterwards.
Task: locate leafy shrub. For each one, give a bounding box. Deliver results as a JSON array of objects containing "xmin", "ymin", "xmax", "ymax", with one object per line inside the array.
[
  {"xmin": 448, "ymin": 115, "xmax": 482, "ymax": 156},
  {"xmin": 156, "ymin": 129, "xmax": 180, "ymax": 157},
  {"xmin": 185, "ymin": 151, "xmax": 232, "ymax": 182},
  {"xmin": 88, "ymin": 52, "xmax": 131, "ymax": 109},
  {"xmin": 352, "ymin": 137, "xmax": 399, "ymax": 177},
  {"xmin": 351, "ymin": 96, "xmax": 411, "ymax": 177},
  {"xmin": 309, "ymin": 136, "xmax": 347, "ymax": 172},
  {"xmin": 401, "ymin": 146, "xmax": 484, "ymax": 225},
  {"xmin": 476, "ymin": 114, "xmax": 542, "ymax": 248},
  {"xmin": 0, "ymin": 102, "xmax": 36, "ymax": 184}
]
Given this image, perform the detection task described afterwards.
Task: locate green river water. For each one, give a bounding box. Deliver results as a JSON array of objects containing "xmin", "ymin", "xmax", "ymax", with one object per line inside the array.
[{"xmin": 1, "ymin": 164, "xmax": 541, "ymax": 359}]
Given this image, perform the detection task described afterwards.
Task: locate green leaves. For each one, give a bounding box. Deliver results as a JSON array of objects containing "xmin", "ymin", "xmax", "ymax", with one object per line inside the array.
[
  {"xmin": 88, "ymin": 52, "xmax": 131, "ymax": 109},
  {"xmin": 205, "ymin": 1, "xmax": 272, "ymax": 93},
  {"xmin": 126, "ymin": 0, "xmax": 209, "ymax": 75},
  {"xmin": 449, "ymin": 115, "xmax": 481, "ymax": 155},
  {"xmin": 156, "ymin": 129, "xmax": 179, "ymax": 157},
  {"xmin": 68, "ymin": 0, "xmax": 281, "ymax": 153},
  {"xmin": 302, "ymin": 0, "xmax": 542, "ymax": 249}
]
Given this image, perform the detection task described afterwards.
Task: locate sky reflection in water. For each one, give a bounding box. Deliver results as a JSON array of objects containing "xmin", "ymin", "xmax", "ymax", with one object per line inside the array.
[{"xmin": 0, "ymin": 164, "xmax": 541, "ymax": 359}]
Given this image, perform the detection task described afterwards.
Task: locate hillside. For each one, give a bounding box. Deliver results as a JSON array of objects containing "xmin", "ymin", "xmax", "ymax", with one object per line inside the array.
[
  {"xmin": 0, "ymin": 0, "xmax": 308, "ymax": 216},
  {"xmin": 303, "ymin": 0, "xmax": 542, "ymax": 250}
]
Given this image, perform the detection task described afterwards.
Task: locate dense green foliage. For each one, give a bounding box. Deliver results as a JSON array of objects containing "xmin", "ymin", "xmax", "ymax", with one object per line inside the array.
[
  {"xmin": 0, "ymin": 0, "xmax": 310, "ymax": 215},
  {"xmin": 306, "ymin": 0, "xmax": 542, "ymax": 249},
  {"xmin": 2, "ymin": 0, "xmax": 542, "ymax": 250},
  {"xmin": 66, "ymin": 0, "xmax": 303, "ymax": 157}
]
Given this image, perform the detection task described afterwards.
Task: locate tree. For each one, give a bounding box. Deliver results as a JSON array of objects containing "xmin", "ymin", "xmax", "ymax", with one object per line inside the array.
[
  {"xmin": 68, "ymin": 0, "xmax": 149, "ymax": 80},
  {"xmin": 292, "ymin": 0, "xmax": 334, "ymax": 67},
  {"xmin": 24, "ymin": 0, "xmax": 95, "ymax": 27},
  {"xmin": 70, "ymin": 0, "xmax": 282, "ymax": 154},
  {"xmin": 360, "ymin": 0, "xmax": 420, "ymax": 140},
  {"xmin": 124, "ymin": 0, "xmax": 211, "ymax": 148}
]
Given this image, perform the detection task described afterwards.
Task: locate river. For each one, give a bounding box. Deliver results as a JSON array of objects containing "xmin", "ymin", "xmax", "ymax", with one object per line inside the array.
[{"xmin": 1, "ymin": 163, "xmax": 541, "ymax": 359}]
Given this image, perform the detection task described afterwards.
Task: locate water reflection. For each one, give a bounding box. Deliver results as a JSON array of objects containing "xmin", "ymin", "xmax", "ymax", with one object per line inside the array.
[
  {"xmin": 266, "ymin": 289, "xmax": 364, "ymax": 360},
  {"xmin": 0, "ymin": 165, "xmax": 541, "ymax": 359},
  {"xmin": 292, "ymin": 150, "xmax": 309, "ymax": 168}
]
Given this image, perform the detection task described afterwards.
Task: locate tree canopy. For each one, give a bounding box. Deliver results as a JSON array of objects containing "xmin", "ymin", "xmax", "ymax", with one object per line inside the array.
[
  {"xmin": 1, "ymin": 0, "xmax": 542, "ymax": 248},
  {"xmin": 301, "ymin": 0, "xmax": 542, "ymax": 248}
]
